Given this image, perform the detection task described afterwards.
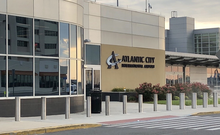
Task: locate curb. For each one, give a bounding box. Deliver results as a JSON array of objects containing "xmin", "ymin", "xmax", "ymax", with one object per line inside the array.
[
  {"xmin": 0, "ymin": 124, "xmax": 102, "ymax": 135},
  {"xmin": 191, "ymin": 111, "xmax": 220, "ymax": 116}
]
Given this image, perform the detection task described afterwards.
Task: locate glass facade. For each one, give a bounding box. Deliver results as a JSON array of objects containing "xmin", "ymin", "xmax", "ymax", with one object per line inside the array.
[
  {"xmin": 207, "ymin": 68, "xmax": 220, "ymax": 88},
  {"xmin": 0, "ymin": 13, "xmax": 84, "ymax": 97},
  {"xmin": 194, "ymin": 33, "xmax": 219, "ymax": 55},
  {"xmin": 166, "ymin": 65, "xmax": 190, "ymax": 85}
]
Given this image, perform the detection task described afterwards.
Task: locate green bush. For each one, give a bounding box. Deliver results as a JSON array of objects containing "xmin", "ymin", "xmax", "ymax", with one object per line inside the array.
[
  {"xmin": 112, "ymin": 88, "xmax": 135, "ymax": 92},
  {"xmin": 174, "ymin": 96, "xmax": 179, "ymax": 100}
]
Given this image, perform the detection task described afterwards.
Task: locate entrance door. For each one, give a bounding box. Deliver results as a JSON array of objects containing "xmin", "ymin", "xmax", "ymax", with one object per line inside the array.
[{"xmin": 85, "ymin": 67, "xmax": 101, "ymax": 98}]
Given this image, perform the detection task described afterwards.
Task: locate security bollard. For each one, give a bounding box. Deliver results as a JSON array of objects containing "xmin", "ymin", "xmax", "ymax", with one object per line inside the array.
[
  {"xmin": 86, "ymin": 96, "xmax": 91, "ymax": 117},
  {"xmin": 123, "ymin": 95, "xmax": 127, "ymax": 114},
  {"xmin": 203, "ymin": 92, "xmax": 208, "ymax": 108},
  {"xmin": 15, "ymin": 97, "xmax": 21, "ymax": 121},
  {"xmin": 41, "ymin": 97, "xmax": 46, "ymax": 120},
  {"xmin": 179, "ymin": 93, "xmax": 185, "ymax": 110},
  {"xmin": 105, "ymin": 96, "xmax": 110, "ymax": 116},
  {"xmin": 213, "ymin": 92, "xmax": 218, "ymax": 107},
  {"xmin": 166, "ymin": 93, "xmax": 172, "ymax": 111},
  {"xmin": 153, "ymin": 94, "xmax": 158, "ymax": 111},
  {"xmin": 65, "ymin": 97, "xmax": 70, "ymax": 119},
  {"xmin": 139, "ymin": 94, "xmax": 143, "ymax": 113},
  {"xmin": 192, "ymin": 93, "xmax": 197, "ymax": 109}
]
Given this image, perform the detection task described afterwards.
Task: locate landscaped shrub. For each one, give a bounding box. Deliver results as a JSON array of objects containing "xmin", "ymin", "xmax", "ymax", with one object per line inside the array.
[
  {"xmin": 135, "ymin": 82, "xmax": 212, "ymax": 101},
  {"xmin": 112, "ymin": 88, "xmax": 135, "ymax": 92}
]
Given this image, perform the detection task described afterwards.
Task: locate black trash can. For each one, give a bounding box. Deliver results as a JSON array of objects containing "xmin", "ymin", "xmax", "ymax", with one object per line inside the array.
[{"xmin": 90, "ymin": 90, "xmax": 102, "ymax": 113}]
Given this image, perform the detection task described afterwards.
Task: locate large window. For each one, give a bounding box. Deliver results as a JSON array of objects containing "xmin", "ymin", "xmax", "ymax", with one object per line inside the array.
[
  {"xmin": 0, "ymin": 14, "xmax": 6, "ymax": 54},
  {"xmin": 60, "ymin": 59, "xmax": 69, "ymax": 95},
  {"xmin": 8, "ymin": 57, "xmax": 33, "ymax": 96},
  {"xmin": 8, "ymin": 15, "xmax": 33, "ymax": 55},
  {"xmin": 35, "ymin": 58, "xmax": 59, "ymax": 96},
  {"xmin": 194, "ymin": 33, "xmax": 219, "ymax": 55},
  {"xmin": 60, "ymin": 23, "xmax": 69, "ymax": 58},
  {"xmin": 35, "ymin": 19, "xmax": 58, "ymax": 57},
  {"xmin": 0, "ymin": 57, "xmax": 6, "ymax": 97},
  {"xmin": 70, "ymin": 60, "xmax": 77, "ymax": 95},
  {"xmin": 70, "ymin": 25, "xmax": 77, "ymax": 58},
  {"xmin": 86, "ymin": 45, "xmax": 100, "ymax": 65}
]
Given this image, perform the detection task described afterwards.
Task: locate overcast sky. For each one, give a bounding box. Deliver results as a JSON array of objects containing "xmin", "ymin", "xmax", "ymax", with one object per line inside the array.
[{"xmin": 95, "ymin": 0, "xmax": 220, "ymax": 29}]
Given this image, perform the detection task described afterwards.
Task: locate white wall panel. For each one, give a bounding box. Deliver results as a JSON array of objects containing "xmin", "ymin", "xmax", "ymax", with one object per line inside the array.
[
  {"xmin": 77, "ymin": 0, "xmax": 84, "ymax": 7},
  {"xmin": 190, "ymin": 66, "xmax": 207, "ymax": 84},
  {"xmin": 8, "ymin": 0, "xmax": 33, "ymax": 16},
  {"xmin": 0, "ymin": 0, "xmax": 6, "ymax": 13},
  {"xmin": 89, "ymin": 3, "xmax": 100, "ymax": 16},
  {"xmin": 101, "ymin": 18, "xmax": 131, "ymax": 34},
  {"xmin": 132, "ymin": 12, "xmax": 158, "ymax": 26},
  {"xmin": 132, "ymin": 23, "xmax": 159, "ymax": 37},
  {"xmin": 77, "ymin": 6, "xmax": 83, "ymax": 26},
  {"xmin": 84, "ymin": 14, "xmax": 89, "ymax": 28},
  {"xmin": 34, "ymin": 0, "xmax": 59, "ymax": 20},
  {"xmin": 89, "ymin": 30, "xmax": 101, "ymax": 44},
  {"xmin": 89, "ymin": 16, "xmax": 100, "ymax": 30},
  {"xmin": 84, "ymin": 2, "xmax": 89, "ymax": 14},
  {"xmin": 59, "ymin": 1, "xmax": 77, "ymax": 23},
  {"xmin": 133, "ymin": 36, "xmax": 159, "ymax": 49},
  {"xmin": 102, "ymin": 31, "xmax": 132, "ymax": 47},
  {"xmin": 65, "ymin": 0, "xmax": 77, "ymax": 3},
  {"xmin": 84, "ymin": 28, "xmax": 89, "ymax": 41},
  {"xmin": 159, "ymin": 27, "xmax": 165, "ymax": 38},
  {"xmin": 159, "ymin": 38, "xmax": 165, "ymax": 50},
  {"xmin": 101, "ymin": 5, "xmax": 131, "ymax": 21},
  {"xmin": 159, "ymin": 16, "xmax": 165, "ymax": 27}
]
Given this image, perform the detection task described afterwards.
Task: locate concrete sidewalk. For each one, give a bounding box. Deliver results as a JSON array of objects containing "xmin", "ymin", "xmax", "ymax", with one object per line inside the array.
[{"xmin": 0, "ymin": 102, "xmax": 220, "ymax": 134}]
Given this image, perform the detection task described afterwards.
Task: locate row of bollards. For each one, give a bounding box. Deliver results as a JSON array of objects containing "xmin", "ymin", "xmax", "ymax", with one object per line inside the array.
[
  {"xmin": 86, "ymin": 92, "xmax": 219, "ymax": 117},
  {"xmin": 15, "ymin": 97, "xmax": 71, "ymax": 122},
  {"xmin": 12, "ymin": 92, "xmax": 220, "ymax": 121}
]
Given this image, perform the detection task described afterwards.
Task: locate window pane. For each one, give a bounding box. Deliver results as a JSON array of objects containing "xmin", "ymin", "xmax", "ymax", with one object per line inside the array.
[
  {"xmin": 70, "ymin": 60, "xmax": 77, "ymax": 95},
  {"xmin": 70, "ymin": 25, "xmax": 77, "ymax": 58},
  {"xmin": 77, "ymin": 26, "xmax": 82, "ymax": 59},
  {"xmin": 8, "ymin": 15, "xmax": 33, "ymax": 55},
  {"xmin": 77, "ymin": 61, "xmax": 83, "ymax": 94},
  {"xmin": 0, "ymin": 57, "xmax": 6, "ymax": 97},
  {"xmin": 0, "ymin": 14, "xmax": 6, "ymax": 54},
  {"xmin": 60, "ymin": 23, "xmax": 69, "ymax": 58},
  {"xmin": 86, "ymin": 45, "xmax": 100, "ymax": 65},
  {"xmin": 35, "ymin": 58, "xmax": 59, "ymax": 96},
  {"xmin": 94, "ymin": 70, "xmax": 100, "ymax": 89},
  {"xmin": 8, "ymin": 57, "xmax": 33, "ymax": 96},
  {"xmin": 60, "ymin": 59, "xmax": 69, "ymax": 95},
  {"xmin": 35, "ymin": 19, "xmax": 59, "ymax": 57}
]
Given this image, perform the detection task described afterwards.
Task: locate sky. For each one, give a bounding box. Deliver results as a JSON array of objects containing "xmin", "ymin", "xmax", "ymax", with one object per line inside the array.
[{"xmin": 94, "ymin": 0, "xmax": 220, "ymax": 29}]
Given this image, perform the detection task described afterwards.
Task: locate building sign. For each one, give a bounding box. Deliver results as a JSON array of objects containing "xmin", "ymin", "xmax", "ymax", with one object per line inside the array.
[{"xmin": 106, "ymin": 51, "xmax": 155, "ymax": 69}]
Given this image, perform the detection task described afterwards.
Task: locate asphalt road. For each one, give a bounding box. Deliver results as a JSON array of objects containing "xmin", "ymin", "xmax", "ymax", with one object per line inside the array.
[{"xmin": 43, "ymin": 115, "xmax": 220, "ymax": 135}]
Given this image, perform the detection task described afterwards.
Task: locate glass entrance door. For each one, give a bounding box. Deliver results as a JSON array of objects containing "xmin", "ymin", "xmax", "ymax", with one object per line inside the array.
[{"xmin": 85, "ymin": 68, "xmax": 100, "ymax": 98}]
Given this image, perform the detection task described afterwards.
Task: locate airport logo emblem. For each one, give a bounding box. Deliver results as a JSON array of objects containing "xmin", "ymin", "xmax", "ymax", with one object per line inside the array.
[{"xmin": 106, "ymin": 51, "xmax": 122, "ymax": 69}]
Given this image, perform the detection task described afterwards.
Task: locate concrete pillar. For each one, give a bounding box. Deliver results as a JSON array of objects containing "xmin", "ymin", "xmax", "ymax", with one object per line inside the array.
[
  {"xmin": 213, "ymin": 92, "xmax": 218, "ymax": 107},
  {"xmin": 203, "ymin": 92, "xmax": 208, "ymax": 108},
  {"xmin": 15, "ymin": 97, "xmax": 20, "ymax": 121},
  {"xmin": 105, "ymin": 96, "xmax": 110, "ymax": 116},
  {"xmin": 192, "ymin": 93, "xmax": 197, "ymax": 109},
  {"xmin": 41, "ymin": 97, "xmax": 46, "ymax": 120},
  {"xmin": 138, "ymin": 94, "xmax": 143, "ymax": 113},
  {"xmin": 123, "ymin": 95, "xmax": 127, "ymax": 114},
  {"xmin": 86, "ymin": 96, "xmax": 91, "ymax": 117},
  {"xmin": 179, "ymin": 93, "xmax": 185, "ymax": 110},
  {"xmin": 65, "ymin": 97, "xmax": 70, "ymax": 119},
  {"xmin": 166, "ymin": 93, "xmax": 172, "ymax": 111},
  {"xmin": 153, "ymin": 94, "xmax": 158, "ymax": 111}
]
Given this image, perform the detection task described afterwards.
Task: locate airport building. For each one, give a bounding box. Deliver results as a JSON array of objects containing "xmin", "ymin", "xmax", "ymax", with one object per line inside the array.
[{"xmin": 0, "ymin": 0, "xmax": 165, "ymax": 116}]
